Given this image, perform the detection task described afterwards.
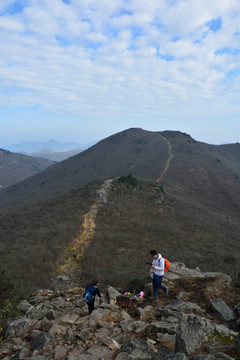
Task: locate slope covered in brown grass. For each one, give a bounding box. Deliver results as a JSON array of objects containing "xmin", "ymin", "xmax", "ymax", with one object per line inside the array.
[
  {"xmin": 0, "ymin": 128, "xmax": 239, "ymax": 298},
  {"xmin": 0, "ymin": 128, "xmax": 169, "ymax": 210},
  {"xmin": 0, "ymin": 149, "xmax": 54, "ymax": 189},
  {"xmin": 80, "ymin": 178, "xmax": 240, "ymax": 290}
]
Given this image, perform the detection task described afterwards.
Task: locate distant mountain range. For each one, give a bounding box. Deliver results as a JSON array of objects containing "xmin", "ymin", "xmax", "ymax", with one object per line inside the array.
[
  {"xmin": 27, "ymin": 149, "xmax": 83, "ymax": 162},
  {"xmin": 5, "ymin": 139, "xmax": 97, "ymax": 153}
]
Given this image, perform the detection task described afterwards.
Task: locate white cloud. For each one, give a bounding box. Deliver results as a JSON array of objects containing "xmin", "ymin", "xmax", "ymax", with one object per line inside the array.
[{"xmin": 0, "ymin": 0, "xmax": 240, "ymax": 144}]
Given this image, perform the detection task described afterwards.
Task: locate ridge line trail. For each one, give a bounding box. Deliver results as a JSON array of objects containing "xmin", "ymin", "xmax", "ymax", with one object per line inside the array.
[
  {"xmin": 156, "ymin": 134, "xmax": 174, "ymax": 183},
  {"xmin": 58, "ymin": 179, "xmax": 113, "ymax": 275}
]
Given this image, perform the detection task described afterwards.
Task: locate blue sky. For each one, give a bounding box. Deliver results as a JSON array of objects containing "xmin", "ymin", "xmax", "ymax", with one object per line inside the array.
[{"xmin": 0, "ymin": 0, "xmax": 240, "ymax": 147}]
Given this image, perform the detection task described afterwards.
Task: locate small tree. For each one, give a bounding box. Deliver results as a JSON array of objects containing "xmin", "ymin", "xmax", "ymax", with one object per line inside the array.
[{"xmin": 118, "ymin": 174, "xmax": 139, "ymax": 188}]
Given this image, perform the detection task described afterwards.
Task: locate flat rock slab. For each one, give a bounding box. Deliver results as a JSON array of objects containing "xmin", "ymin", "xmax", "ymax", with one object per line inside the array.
[{"xmin": 210, "ymin": 299, "xmax": 236, "ymax": 322}]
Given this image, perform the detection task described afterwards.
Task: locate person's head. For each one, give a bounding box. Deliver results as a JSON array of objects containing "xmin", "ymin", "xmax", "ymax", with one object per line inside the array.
[
  {"xmin": 91, "ymin": 278, "xmax": 99, "ymax": 286},
  {"xmin": 150, "ymin": 250, "xmax": 158, "ymax": 259}
]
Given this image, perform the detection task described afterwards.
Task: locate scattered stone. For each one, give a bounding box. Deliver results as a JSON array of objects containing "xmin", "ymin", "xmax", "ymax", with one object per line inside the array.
[
  {"xmin": 151, "ymin": 319, "xmax": 178, "ymax": 335},
  {"xmin": 54, "ymin": 345, "xmax": 68, "ymax": 360},
  {"xmin": 10, "ymin": 346, "xmax": 28, "ymax": 359},
  {"xmin": 210, "ymin": 299, "xmax": 236, "ymax": 322},
  {"xmin": 17, "ymin": 300, "xmax": 32, "ymax": 312},
  {"xmin": 165, "ymin": 299, "xmax": 205, "ymax": 314},
  {"xmin": 104, "ymin": 286, "xmax": 121, "ymax": 304},
  {"xmin": 175, "ymin": 314, "xmax": 215, "ymax": 355},
  {"xmin": 5, "ymin": 318, "xmax": 30, "ymax": 338},
  {"xmin": 59, "ymin": 314, "xmax": 79, "ymax": 325},
  {"xmin": 77, "ymin": 328, "xmax": 92, "ymax": 341},
  {"xmin": 2, "ymin": 262, "xmax": 240, "ymax": 360},
  {"xmin": 32, "ymin": 332, "xmax": 54, "ymax": 350}
]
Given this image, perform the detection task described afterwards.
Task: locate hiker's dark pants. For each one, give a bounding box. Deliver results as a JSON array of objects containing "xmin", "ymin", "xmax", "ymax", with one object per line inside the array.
[
  {"xmin": 88, "ymin": 299, "xmax": 95, "ymax": 314},
  {"xmin": 152, "ymin": 273, "xmax": 167, "ymax": 297}
]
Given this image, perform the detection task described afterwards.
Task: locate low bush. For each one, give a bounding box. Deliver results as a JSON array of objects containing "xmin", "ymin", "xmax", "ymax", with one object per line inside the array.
[{"xmin": 127, "ymin": 278, "xmax": 146, "ymax": 294}]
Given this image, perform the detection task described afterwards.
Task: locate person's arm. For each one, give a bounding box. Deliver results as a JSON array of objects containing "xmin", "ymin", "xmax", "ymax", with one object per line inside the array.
[
  {"xmin": 152, "ymin": 257, "xmax": 164, "ymax": 271},
  {"xmin": 95, "ymin": 287, "xmax": 101, "ymax": 298}
]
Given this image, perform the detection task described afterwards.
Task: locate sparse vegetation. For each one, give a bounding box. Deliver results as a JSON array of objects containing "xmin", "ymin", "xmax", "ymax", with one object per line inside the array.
[
  {"xmin": 0, "ymin": 128, "xmax": 239, "ymax": 301},
  {"xmin": 0, "ymin": 181, "xmax": 102, "ymax": 297},
  {"xmin": 127, "ymin": 278, "xmax": 146, "ymax": 293},
  {"xmin": 81, "ymin": 179, "xmax": 240, "ymax": 290},
  {"xmin": 118, "ymin": 174, "xmax": 139, "ymax": 188},
  {"xmin": 0, "ymin": 271, "xmax": 18, "ymax": 337}
]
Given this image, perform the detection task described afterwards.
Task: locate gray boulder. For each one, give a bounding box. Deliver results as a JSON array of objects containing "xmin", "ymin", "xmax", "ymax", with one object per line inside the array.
[
  {"xmin": 103, "ymin": 286, "xmax": 121, "ymax": 304},
  {"xmin": 158, "ymin": 345, "xmax": 188, "ymax": 359},
  {"xmin": 11, "ymin": 346, "xmax": 28, "ymax": 359},
  {"xmin": 165, "ymin": 300, "xmax": 205, "ymax": 314},
  {"xmin": 210, "ymin": 299, "xmax": 236, "ymax": 322},
  {"xmin": 175, "ymin": 314, "xmax": 215, "ymax": 355},
  {"xmin": 169, "ymin": 263, "xmax": 204, "ymax": 278},
  {"xmin": 5, "ymin": 318, "xmax": 30, "ymax": 338},
  {"xmin": 32, "ymin": 332, "xmax": 54, "ymax": 350},
  {"xmin": 17, "ymin": 300, "xmax": 32, "ymax": 312},
  {"xmin": 151, "ymin": 318, "xmax": 178, "ymax": 335}
]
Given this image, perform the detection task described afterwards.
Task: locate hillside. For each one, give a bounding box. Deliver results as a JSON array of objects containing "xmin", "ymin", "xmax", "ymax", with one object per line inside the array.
[
  {"xmin": 0, "ymin": 128, "xmax": 169, "ymax": 210},
  {"xmin": 0, "ymin": 149, "xmax": 54, "ymax": 189},
  {"xmin": 0, "ymin": 128, "xmax": 239, "ymax": 219},
  {"xmin": 0, "ymin": 128, "xmax": 239, "ymax": 300},
  {"xmin": 0, "ymin": 177, "xmax": 239, "ymax": 301},
  {"xmin": 159, "ymin": 131, "xmax": 240, "ymax": 219}
]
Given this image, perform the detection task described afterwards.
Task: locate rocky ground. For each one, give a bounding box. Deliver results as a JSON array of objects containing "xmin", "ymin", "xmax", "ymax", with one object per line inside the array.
[{"xmin": 1, "ymin": 262, "xmax": 240, "ymax": 360}]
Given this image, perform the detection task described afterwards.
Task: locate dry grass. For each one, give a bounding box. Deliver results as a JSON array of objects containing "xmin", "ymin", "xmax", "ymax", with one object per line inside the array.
[{"xmin": 80, "ymin": 179, "xmax": 240, "ymax": 290}]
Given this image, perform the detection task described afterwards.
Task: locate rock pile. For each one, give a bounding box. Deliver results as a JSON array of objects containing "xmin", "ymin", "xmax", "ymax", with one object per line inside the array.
[{"xmin": 1, "ymin": 263, "xmax": 240, "ymax": 360}]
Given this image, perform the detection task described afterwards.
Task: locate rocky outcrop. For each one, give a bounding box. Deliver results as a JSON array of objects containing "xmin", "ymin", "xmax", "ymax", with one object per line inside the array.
[{"xmin": 1, "ymin": 263, "xmax": 239, "ymax": 360}]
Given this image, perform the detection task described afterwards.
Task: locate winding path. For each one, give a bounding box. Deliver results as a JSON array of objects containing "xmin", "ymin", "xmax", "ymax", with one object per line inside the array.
[
  {"xmin": 156, "ymin": 134, "xmax": 174, "ymax": 183},
  {"xmin": 58, "ymin": 135, "xmax": 173, "ymax": 276},
  {"xmin": 58, "ymin": 179, "xmax": 114, "ymax": 275}
]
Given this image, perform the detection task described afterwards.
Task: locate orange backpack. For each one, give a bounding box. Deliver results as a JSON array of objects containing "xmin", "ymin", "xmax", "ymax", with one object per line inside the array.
[{"xmin": 164, "ymin": 258, "xmax": 170, "ymax": 272}]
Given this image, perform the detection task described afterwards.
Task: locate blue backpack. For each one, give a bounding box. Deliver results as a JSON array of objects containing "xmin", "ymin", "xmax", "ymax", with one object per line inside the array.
[{"xmin": 83, "ymin": 285, "xmax": 96, "ymax": 303}]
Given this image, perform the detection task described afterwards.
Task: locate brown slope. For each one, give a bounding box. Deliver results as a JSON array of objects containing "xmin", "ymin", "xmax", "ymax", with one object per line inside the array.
[
  {"xmin": 0, "ymin": 128, "xmax": 169, "ymax": 211},
  {"xmin": 0, "ymin": 149, "xmax": 54, "ymax": 189},
  {"xmin": 158, "ymin": 131, "xmax": 240, "ymax": 219},
  {"xmin": 80, "ymin": 179, "xmax": 240, "ymax": 288}
]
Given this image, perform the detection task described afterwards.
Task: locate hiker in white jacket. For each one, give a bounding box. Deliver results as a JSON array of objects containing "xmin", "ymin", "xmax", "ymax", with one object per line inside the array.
[{"xmin": 149, "ymin": 250, "xmax": 168, "ymax": 298}]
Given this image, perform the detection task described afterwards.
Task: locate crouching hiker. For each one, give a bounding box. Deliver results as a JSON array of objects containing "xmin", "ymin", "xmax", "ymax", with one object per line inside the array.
[
  {"xmin": 148, "ymin": 250, "xmax": 168, "ymax": 299},
  {"xmin": 83, "ymin": 277, "xmax": 101, "ymax": 314}
]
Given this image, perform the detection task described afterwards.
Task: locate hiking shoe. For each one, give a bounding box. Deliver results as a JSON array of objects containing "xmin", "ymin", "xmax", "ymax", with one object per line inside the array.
[{"xmin": 164, "ymin": 287, "xmax": 168, "ymax": 296}]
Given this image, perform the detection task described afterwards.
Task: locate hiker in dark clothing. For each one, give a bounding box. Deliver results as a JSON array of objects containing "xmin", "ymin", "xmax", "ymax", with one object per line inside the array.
[{"xmin": 85, "ymin": 278, "xmax": 101, "ymax": 314}]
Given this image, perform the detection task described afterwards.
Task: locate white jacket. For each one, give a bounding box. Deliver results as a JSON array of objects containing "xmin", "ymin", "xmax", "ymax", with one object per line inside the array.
[{"xmin": 152, "ymin": 253, "xmax": 165, "ymax": 276}]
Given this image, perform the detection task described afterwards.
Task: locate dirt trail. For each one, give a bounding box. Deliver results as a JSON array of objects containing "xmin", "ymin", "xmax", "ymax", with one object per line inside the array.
[
  {"xmin": 156, "ymin": 134, "xmax": 174, "ymax": 183},
  {"xmin": 58, "ymin": 179, "xmax": 113, "ymax": 275}
]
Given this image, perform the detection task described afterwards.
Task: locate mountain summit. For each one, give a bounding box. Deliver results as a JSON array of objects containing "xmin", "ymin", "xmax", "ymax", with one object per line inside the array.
[{"xmin": 0, "ymin": 128, "xmax": 239, "ymax": 219}]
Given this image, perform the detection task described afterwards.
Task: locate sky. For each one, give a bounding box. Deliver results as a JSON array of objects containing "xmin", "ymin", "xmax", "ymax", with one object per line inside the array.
[{"xmin": 0, "ymin": 0, "xmax": 240, "ymax": 147}]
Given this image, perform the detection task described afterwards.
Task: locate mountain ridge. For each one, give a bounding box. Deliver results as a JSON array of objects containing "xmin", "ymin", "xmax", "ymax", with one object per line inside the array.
[
  {"xmin": 0, "ymin": 148, "xmax": 54, "ymax": 189},
  {"xmin": 0, "ymin": 128, "xmax": 239, "ymax": 220},
  {"xmin": 0, "ymin": 128, "xmax": 239, "ymax": 307}
]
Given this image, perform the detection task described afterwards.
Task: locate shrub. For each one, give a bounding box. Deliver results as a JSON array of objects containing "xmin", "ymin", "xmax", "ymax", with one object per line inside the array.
[
  {"xmin": 127, "ymin": 278, "xmax": 146, "ymax": 294},
  {"xmin": 118, "ymin": 174, "xmax": 139, "ymax": 188}
]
